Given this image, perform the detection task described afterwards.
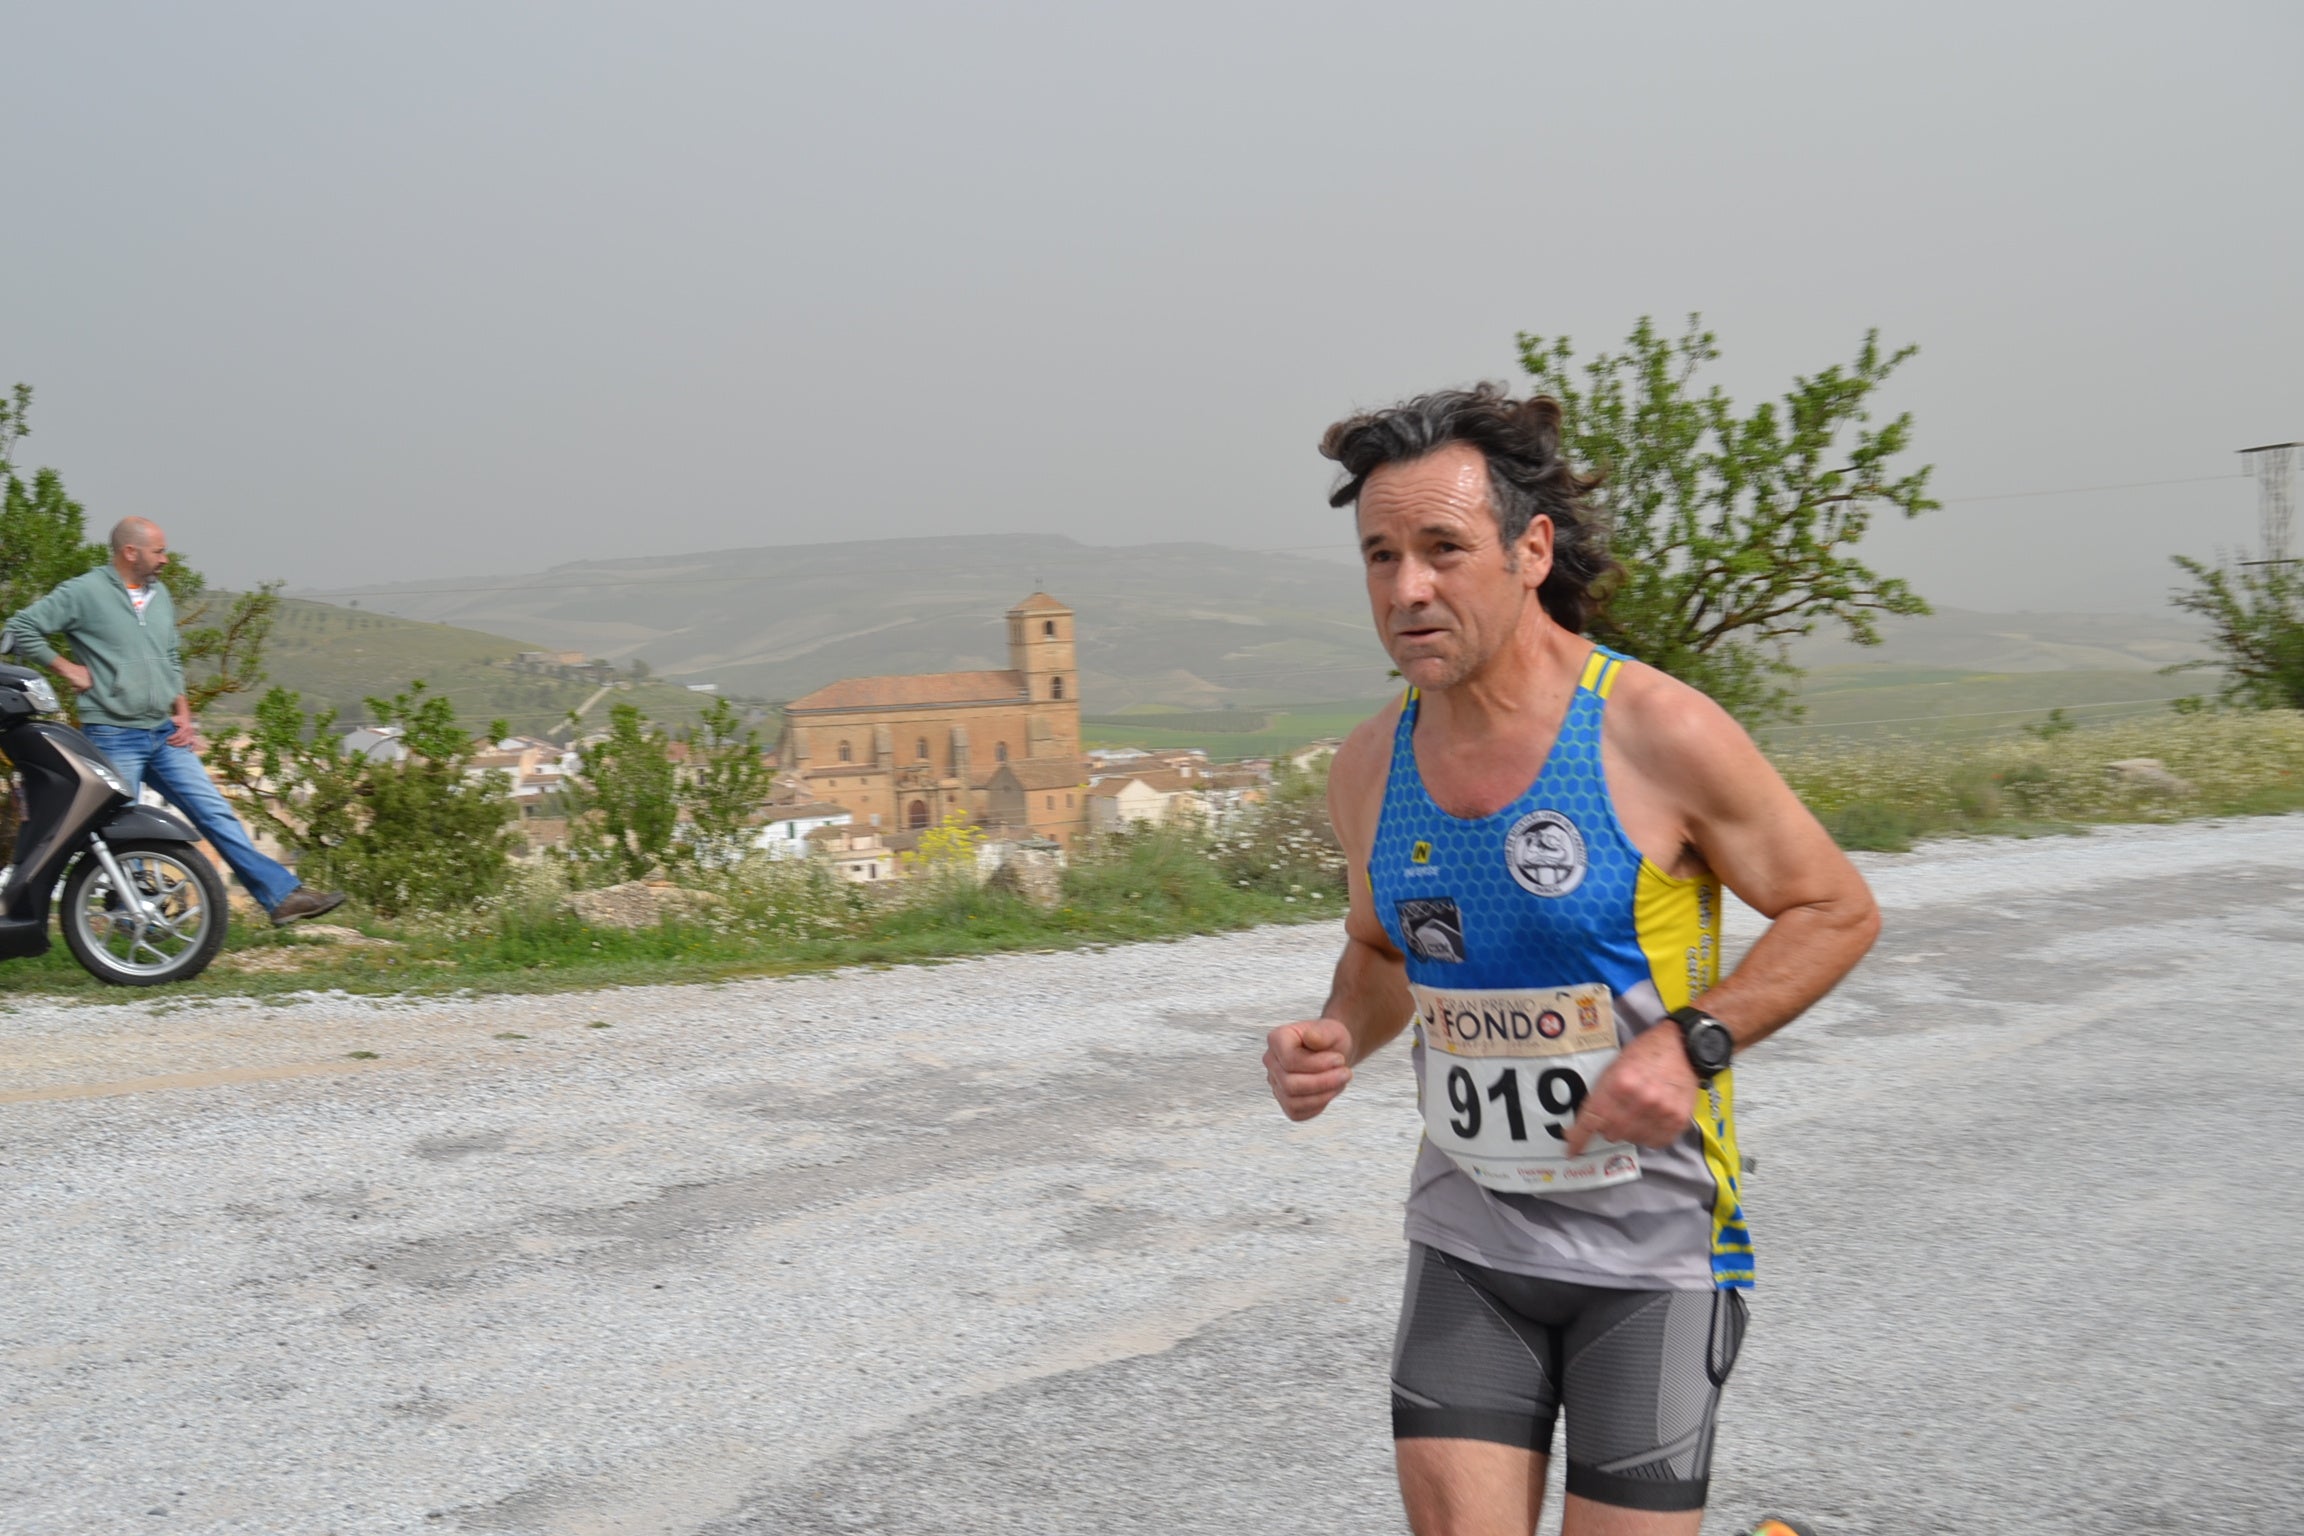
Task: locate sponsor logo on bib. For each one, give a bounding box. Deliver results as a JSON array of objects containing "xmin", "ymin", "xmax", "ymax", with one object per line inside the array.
[
  {"xmin": 1396, "ymin": 897, "xmax": 1466, "ymax": 963},
  {"xmin": 1504, "ymin": 808, "xmax": 1586, "ymax": 898}
]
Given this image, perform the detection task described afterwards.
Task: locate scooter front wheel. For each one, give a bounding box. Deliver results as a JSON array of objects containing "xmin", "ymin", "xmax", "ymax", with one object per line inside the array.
[{"xmin": 60, "ymin": 838, "xmax": 229, "ymax": 985}]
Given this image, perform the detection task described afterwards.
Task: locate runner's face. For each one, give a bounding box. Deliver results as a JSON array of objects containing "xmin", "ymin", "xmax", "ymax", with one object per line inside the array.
[{"xmin": 1356, "ymin": 445, "xmax": 1550, "ymax": 690}]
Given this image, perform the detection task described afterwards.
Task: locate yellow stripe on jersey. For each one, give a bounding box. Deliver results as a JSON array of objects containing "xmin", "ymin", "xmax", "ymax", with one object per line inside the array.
[
  {"xmin": 1632, "ymin": 859, "xmax": 1719, "ymax": 1011},
  {"xmin": 1633, "ymin": 859, "xmax": 1750, "ymax": 1285},
  {"xmin": 1578, "ymin": 651, "xmax": 1608, "ymax": 692},
  {"xmin": 1596, "ymin": 657, "xmax": 1623, "ymax": 698}
]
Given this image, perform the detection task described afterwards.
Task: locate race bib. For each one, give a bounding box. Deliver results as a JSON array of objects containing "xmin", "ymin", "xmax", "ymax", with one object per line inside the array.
[{"xmin": 1412, "ymin": 982, "xmax": 1642, "ymax": 1195}]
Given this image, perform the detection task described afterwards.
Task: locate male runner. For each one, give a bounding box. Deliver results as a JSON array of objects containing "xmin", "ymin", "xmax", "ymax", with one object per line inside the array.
[{"xmin": 1263, "ymin": 386, "xmax": 1878, "ymax": 1536}]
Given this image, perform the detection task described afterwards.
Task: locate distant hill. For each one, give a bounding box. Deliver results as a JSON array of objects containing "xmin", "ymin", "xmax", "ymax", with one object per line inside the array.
[
  {"xmin": 298, "ymin": 534, "xmax": 2218, "ymax": 721},
  {"xmin": 304, "ymin": 534, "xmax": 1393, "ymax": 711},
  {"xmin": 203, "ymin": 597, "xmax": 729, "ymax": 737}
]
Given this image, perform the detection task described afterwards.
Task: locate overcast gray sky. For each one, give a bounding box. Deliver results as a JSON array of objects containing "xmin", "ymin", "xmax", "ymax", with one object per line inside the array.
[{"xmin": 6, "ymin": 2, "xmax": 2298, "ymax": 612}]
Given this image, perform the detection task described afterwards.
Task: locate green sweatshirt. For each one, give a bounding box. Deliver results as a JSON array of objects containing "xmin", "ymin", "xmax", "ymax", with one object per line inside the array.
[{"xmin": 3, "ymin": 565, "xmax": 187, "ymax": 728}]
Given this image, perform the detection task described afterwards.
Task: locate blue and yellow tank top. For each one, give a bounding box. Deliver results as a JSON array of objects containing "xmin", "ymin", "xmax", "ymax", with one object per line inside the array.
[{"xmin": 1370, "ymin": 646, "xmax": 1753, "ymax": 1291}]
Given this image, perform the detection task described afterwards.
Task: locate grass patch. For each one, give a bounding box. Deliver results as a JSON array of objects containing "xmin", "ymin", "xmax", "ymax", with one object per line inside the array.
[
  {"xmin": 1778, "ymin": 708, "xmax": 2304, "ymax": 849},
  {"xmin": 0, "ymin": 825, "xmax": 1345, "ymax": 1003}
]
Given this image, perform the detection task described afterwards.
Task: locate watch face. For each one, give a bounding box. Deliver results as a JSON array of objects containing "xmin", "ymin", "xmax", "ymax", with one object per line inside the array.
[{"xmin": 1689, "ymin": 1020, "xmax": 1734, "ymax": 1074}]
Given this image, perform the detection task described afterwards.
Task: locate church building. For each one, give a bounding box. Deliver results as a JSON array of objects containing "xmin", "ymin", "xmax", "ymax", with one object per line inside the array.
[{"xmin": 777, "ymin": 593, "xmax": 1089, "ymax": 846}]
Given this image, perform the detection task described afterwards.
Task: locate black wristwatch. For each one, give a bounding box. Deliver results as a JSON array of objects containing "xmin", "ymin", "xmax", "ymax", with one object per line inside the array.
[{"xmin": 1668, "ymin": 1006, "xmax": 1735, "ymax": 1080}]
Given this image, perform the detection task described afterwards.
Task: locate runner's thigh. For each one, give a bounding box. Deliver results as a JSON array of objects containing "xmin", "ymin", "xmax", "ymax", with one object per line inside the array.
[{"xmin": 1558, "ymin": 1286, "xmax": 1747, "ymax": 1514}]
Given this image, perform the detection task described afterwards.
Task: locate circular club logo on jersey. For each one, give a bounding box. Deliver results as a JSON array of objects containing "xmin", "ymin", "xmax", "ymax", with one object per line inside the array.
[{"xmin": 1504, "ymin": 808, "xmax": 1587, "ymax": 898}]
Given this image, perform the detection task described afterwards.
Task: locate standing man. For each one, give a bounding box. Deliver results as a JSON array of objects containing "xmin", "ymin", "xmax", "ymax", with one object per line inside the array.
[
  {"xmin": 1263, "ymin": 387, "xmax": 1877, "ymax": 1535},
  {"xmin": 5, "ymin": 518, "xmax": 345, "ymax": 926}
]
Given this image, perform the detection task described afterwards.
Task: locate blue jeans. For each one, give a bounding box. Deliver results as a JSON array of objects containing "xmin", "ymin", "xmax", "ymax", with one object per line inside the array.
[{"xmin": 81, "ymin": 723, "xmax": 303, "ymax": 912}]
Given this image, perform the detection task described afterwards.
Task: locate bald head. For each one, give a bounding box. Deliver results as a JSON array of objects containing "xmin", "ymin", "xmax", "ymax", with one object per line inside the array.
[
  {"xmin": 110, "ymin": 517, "xmax": 164, "ymax": 554},
  {"xmin": 108, "ymin": 518, "xmax": 170, "ymax": 585}
]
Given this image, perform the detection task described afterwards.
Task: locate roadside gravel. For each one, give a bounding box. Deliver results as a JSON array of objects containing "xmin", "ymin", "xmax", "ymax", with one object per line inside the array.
[{"xmin": 3, "ymin": 816, "xmax": 2301, "ymax": 1534}]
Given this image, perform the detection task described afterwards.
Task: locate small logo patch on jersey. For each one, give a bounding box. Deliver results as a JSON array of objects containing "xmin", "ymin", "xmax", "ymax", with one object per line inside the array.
[
  {"xmin": 1409, "ymin": 840, "xmax": 1432, "ymax": 865},
  {"xmin": 1396, "ymin": 897, "xmax": 1466, "ymax": 963},
  {"xmin": 1504, "ymin": 808, "xmax": 1587, "ymax": 898}
]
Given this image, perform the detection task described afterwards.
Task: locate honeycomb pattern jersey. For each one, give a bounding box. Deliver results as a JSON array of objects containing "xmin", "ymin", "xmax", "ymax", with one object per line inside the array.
[{"xmin": 1370, "ymin": 647, "xmax": 1753, "ymax": 1292}]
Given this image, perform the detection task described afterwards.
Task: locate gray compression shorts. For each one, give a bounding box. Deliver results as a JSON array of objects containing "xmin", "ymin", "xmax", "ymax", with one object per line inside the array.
[{"xmin": 1390, "ymin": 1243, "xmax": 1749, "ymax": 1513}]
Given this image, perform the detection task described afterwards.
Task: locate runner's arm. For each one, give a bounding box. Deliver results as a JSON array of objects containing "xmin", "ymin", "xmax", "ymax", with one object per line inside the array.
[
  {"xmin": 1644, "ymin": 687, "xmax": 1880, "ymax": 1047},
  {"xmin": 1569, "ymin": 669, "xmax": 1878, "ymax": 1152}
]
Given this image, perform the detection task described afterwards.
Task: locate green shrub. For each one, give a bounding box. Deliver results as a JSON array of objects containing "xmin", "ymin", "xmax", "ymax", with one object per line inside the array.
[
  {"xmin": 701, "ymin": 854, "xmax": 873, "ymax": 943},
  {"xmin": 1207, "ymin": 761, "xmax": 1346, "ymax": 897},
  {"xmin": 1823, "ymin": 799, "xmax": 1922, "ymax": 852},
  {"xmin": 1065, "ymin": 823, "xmax": 1247, "ymax": 925},
  {"xmin": 211, "ymin": 680, "xmax": 516, "ymax": 916}
]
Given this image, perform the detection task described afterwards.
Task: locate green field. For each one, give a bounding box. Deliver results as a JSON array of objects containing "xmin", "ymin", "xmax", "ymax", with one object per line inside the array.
[
  {"xmin": 1081, "ymin": 664, "xmax": 2214, "ymax": 762},
  {"xmin": 1082, "ymin": 698, "xmax": 1393, "ymax": 757},
  {"xmin": 201, "ymin": 597, "xmax": 748, "ymax": 737},
  {"xmin": 1754, "ymin": 664, "xmax": 2205, "ymax": 746}
]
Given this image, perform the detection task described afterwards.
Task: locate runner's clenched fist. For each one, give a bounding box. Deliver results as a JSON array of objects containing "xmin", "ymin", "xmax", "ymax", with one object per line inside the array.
[{"xmin": 1264, "ymin": 1018, "xmax": 1354, "ymax": 1121}]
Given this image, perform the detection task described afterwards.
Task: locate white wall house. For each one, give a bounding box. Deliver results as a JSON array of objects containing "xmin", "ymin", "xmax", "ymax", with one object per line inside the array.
[
  {"xmin": 753, "ymin": 802, "xmax": 854, "ymax": 860},
  {"xmin": 1085, "ymin": 769, "xmax": 1208, "ymax": 832}
]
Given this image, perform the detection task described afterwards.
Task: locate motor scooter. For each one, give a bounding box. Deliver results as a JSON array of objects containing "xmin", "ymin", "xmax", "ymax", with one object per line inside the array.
[{"xmin": 0, "ymin": 661, "xmax": 228, "ymax": 984}]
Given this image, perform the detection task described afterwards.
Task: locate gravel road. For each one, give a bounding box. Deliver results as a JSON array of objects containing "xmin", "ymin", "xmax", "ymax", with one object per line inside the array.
[{"xmin": 4, "ymin": 817, "xmax": 2302, "ymax": 1535}]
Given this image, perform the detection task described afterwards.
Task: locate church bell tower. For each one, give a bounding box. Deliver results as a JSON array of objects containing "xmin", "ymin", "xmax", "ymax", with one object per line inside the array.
[{"xmin": 1006, "ymin": 593, "xmax": 1075, "ymax": 707}]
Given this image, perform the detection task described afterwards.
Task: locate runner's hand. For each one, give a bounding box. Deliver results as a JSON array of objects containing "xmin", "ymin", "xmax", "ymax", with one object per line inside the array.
[
  {"xmin": 1265, "ymin": 1018, "xmax": 1353, "ymax": 1122},
  {"xmin": 1565, "ymin": 1024, "xmax": 1699, "ymax": 1153},
  {"xmin": 53, "ymin": 659, "xmax": 93, "ymax": 693}
]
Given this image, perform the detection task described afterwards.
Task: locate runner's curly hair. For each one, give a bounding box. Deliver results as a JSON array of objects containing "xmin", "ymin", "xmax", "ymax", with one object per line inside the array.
[{"xmin": 1319, "ymin": 384, "xmax": 1617, "ymax": 632}]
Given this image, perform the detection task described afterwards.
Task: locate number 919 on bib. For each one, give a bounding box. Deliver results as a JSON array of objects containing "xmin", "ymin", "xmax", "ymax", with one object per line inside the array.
[{"xmin": 1410, "ymin": 982, "xmax": 1643, "ymax": 1195}]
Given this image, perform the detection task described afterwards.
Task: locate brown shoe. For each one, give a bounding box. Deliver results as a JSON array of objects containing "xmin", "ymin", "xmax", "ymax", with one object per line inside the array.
[{"xmin": 271, "ymin": 888, "xmax": 348, "ymax": 927}]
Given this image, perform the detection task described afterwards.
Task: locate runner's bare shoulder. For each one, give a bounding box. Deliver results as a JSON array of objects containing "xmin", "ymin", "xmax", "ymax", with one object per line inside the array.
[{"xmin": 1594, "ymin": 656, "xmax": 1768, "ymax": 806}]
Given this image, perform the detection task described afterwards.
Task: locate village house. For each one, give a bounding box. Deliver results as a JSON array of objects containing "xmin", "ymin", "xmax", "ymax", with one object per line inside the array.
[
  {"xmin": 776, "ymin": 593, "xmax": 1089, "ymax": 847},
  {"xmin": 336, "ymin": 724, "xmax": 410, "ymax": 765},
  {"xmin": 1200, "ymin": 761, "xmax": 1274, "ymax": 826},
  {"xmin": 807, "ymin": 824, "xmax": 898, "ymax": 883},
  {"xmin": 752, "ymin": 800, "xmax": 853, "ymax": 860},
  {"xmin": 1085, "ymin": 765, "xmax": 1209, "ymax": 833},
  {"xmin": 466, "ymin": 734, "xmax": 582, "ymax": 848}
]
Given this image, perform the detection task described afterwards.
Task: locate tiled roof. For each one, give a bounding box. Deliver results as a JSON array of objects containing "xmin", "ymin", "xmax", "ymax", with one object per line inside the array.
[
  {"xmin": 788, "ymin": 669, "xmax": 1027, "ymax": 712},
  {"xmin": 989, "ymin": 758, "xmax": 1086, "ymax": 791},
  {"xmin": 1008, "ymin": 592, "xmax": 1070, "ymax": 614},
  {"xmin": 1093, "ymin": 768, "xmax": 1202, "ymax": 795}
]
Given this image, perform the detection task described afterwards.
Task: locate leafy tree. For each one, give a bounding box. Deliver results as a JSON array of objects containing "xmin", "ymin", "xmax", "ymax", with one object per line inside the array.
[
  {"xmin": 0, "ymin": 384, "xmax": 105, "ymax": 630},
  {"xmin": 2168, "ymin": 553, "xmax": 2304, "ymax": 711},
  {"xmin": 0, "ymin": 383, "xmax": 279, "ymax": 714},
  {"xmin": 165, "ymin": 566, "xmax": 282, "ymax": 715},
  {"xmin": 559, "ymin": 702, "xmax": 679, "ymax": 885},
  {"xmin": 210, "ymin": 689, "xmax": 366, "ymax": 860},
  {"xmin": 675, "ymin": 696, "xmax": 773, "ymax": 871},
  {"xmin": 1516, "ymin": 317, "xmax": 1936, "ymax": 722},
  {"xmin": 208, "ymin": 681, "xmax": 516, "ymax": 915}
]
